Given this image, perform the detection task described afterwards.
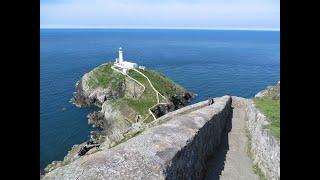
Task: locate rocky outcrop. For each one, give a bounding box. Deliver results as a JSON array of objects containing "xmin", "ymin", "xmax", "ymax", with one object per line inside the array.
[
  {"xmin": 42, "ymin": 96, "xmax": 232, "ymax": 180},
  {"xmin": 87, "ymin": 111, "xmax": 105, "ymax": 128},
  {"xmin": 150, "ymin": 103, "xmax": 174, "ymax": 118},
  {"xmin": 44, "ymin": 142, "xmax": 87, "ymax": 174},
  {"xmin": 255, "ymin": 81, "xmax": 280, "ymax": 99},
  {"xmin": 171, "ymin": 93, "xmax": 195, "ymax": 109},
  {"xmin": 70, "ymin": 75, "xmax": 125, "ymax": 107}
]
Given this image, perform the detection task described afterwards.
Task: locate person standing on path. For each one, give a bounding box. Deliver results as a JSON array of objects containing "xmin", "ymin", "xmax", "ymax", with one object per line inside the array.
[
  {"xmin": 88, "ymin": 131, "xmax": 94, "ymax": 144},
  {"xmin": 208, "ymin": 96, "xmax": 214, "ymax": 105}
]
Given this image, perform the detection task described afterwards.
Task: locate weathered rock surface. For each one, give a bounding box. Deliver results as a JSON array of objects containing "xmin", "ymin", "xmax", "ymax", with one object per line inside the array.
[
  {"xmin": 70, "ymin": 75, "xmax": 125, "ymax": 107},
  {"xmin": 255, "ymin": 81, "xmax": 280, "ymax": 99},
  {"xmin": 245, "ymin": 98, "xmax": 280, "ymax": 179},
  {"xmin": 87, "ymin": 111, "xmax": 105, "ymax": 128},
  {"xmin": 42, "ymin": 96, "xmax": 232, "ymax": 180},
  {"xmin": 44, "ymin": 142, "xmax": 87, "ymax": 174}
]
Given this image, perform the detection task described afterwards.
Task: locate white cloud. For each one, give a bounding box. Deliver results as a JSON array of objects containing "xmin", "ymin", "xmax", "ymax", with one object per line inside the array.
[{"xmin": 40, "ymin": 0, "xmax": 279, "ymax": 29}]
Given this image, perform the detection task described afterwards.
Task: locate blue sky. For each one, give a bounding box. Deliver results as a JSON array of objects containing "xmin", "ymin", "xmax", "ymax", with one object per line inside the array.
[{"xmin": 40, "ymin": 0, "xmax": 279, "ymax": 30}]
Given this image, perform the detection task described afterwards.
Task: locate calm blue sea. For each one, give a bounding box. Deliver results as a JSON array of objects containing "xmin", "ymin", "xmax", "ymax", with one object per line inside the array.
[{"xmin": 40, "ymin": 29, "xmax": 279, "ymax": 170}]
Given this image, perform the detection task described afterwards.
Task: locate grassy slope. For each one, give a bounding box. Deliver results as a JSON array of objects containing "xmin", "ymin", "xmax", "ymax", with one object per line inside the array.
[
  {"xmin": 88, "ymin": 63, "xmax": 125, "ymax": 89},
  {"xmin": 127, "ymin": 69, "xmax": 157, "ymax": 116},
  {"xmin": 254, "ymin": 97, "xmax": 280, "ymax": 141},
  {"xmin": 141, "ymin": 69, "xmax": 186, "ymax": 99}
]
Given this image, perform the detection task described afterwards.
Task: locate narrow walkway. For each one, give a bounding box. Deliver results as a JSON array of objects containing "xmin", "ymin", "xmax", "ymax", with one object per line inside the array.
[{"xmin": 204, "ymin": 98, "xmax": 259, "ymax": 180}]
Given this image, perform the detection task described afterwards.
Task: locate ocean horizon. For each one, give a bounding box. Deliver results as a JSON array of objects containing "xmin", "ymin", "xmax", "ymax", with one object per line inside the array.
[
  {"xmin": 40, "ymin": 27, "xmax": 280, "ymax": 31},
  {"xmin": 40, "ymin": 29, "xmax": 279, "ymax": 170}
]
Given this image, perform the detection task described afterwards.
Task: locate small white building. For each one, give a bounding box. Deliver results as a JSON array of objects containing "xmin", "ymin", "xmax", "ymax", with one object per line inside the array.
[
  {"xmin": 138, "ymin": 66, "xmax": 146, "ymax": 70},
  {"xmin": 113, "ymin": 47, "xmax": 138, "ymax": 74}
]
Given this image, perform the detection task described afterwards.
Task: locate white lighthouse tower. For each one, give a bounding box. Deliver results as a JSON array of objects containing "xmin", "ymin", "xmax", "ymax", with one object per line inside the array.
[
  {"xmin": 112, "ymin": 47, "xmax": 138, "ymax": 74},
  {"xmin": 118, "ymin": 47, "xmax": 124, "ymax": 63}
]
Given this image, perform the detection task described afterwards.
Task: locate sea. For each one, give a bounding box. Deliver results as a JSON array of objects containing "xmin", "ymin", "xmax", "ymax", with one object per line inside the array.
[{"xmin": 40, "ymin": 29, "xmax": 280, "ymax": 170}]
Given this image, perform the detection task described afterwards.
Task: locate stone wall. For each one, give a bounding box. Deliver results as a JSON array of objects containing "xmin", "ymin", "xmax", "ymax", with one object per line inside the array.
[
  {"xmin": 245, "ymin": 99, "xmax": 280, "ymax": 180},
  {"xmin": 164, "ymin": 97, "xmax": 232, "ymax": 180},
  {"xmin": 42, "ymin": 96, "xmax": 232, "ymax": 180}
]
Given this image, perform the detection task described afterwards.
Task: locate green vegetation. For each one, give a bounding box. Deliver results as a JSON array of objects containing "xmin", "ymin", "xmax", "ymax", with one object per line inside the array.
[
  {"xmin": 127, "ymin": 98, "xmax": 155, "ymax": 115},
  {"xmin": 143, "ymin": 115, "xmax": 155, "ymax": 123},
  {"xmin": 245, "ymin": 127, "xmax": 253, "ymax": 159},
  {"xmin": 141, "ymin": 69, "xmax": 186, "ymax": 99},
  {"xmin": 112, "ymin": 137, "xmax": 128, "ymax": 147},
  {"xmin": 254, "ymin": 97, "xmax": 280, "ymax": 141},
  {"xmin": 88, "ymin": 63, "xmax": 125, "ymax": 89},
  {"xmin": 131, "ymin": 130, "xmax": 143, "ymax": 138},
  {"xmin": 253, "ymin": 164, "xmax": 267, "ymax": 180},
  {"xmin": 127, "ymin": 69, "xmax": 157, "ymax": 117}
]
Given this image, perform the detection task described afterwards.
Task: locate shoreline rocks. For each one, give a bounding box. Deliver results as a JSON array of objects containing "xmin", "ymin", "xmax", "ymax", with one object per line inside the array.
[{"xmin": 87, "ymin": 111, "xmax": 106, "ymax": 128}]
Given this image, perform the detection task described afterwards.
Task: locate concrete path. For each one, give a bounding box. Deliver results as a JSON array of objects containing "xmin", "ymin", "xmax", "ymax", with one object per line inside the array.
[{"xmin": 204, "ymin": 98, "xmax": 259, "ymax": 180}]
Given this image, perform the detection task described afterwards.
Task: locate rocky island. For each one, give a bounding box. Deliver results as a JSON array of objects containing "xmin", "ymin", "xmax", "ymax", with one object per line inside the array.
[{"xmin": 44, "ymin": 49, "xmax": 195, "ymax": 174}]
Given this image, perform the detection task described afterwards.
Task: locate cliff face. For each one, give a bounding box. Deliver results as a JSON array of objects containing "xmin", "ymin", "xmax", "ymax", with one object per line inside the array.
[{"xmin": 71, "ymin": 63, "xmax": 127, "ymax": 107}]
